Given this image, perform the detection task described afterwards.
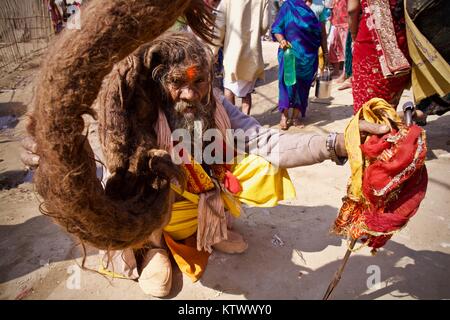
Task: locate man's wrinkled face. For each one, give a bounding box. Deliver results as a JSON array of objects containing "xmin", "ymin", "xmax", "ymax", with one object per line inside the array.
[
  {"xmin": 164, "ymin": 63, "xmax": 212, "ymax": 132},
  {"xmin": 166, "ymin": 64, "xmax": 209, "ymax": 108}
]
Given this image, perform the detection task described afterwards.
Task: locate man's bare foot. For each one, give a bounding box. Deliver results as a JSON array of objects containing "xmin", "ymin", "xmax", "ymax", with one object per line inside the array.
[
  {"xmin": 291, "ymin": 118, "xmax": 304, "ymax": 128},
  {"xmin": 213, "ymin": 230, "xmax": 248, "ymax": 254},
  {"xmin": 338, "ymin": 78, "xmax": 352, "ymax": 90},
  {"xmin": 280, "ymin": 115, "xmax": 289, "ymax": 130},
  {"xmin": 138, "ymin": 249, "xmax": 172, "ymax": 297}
]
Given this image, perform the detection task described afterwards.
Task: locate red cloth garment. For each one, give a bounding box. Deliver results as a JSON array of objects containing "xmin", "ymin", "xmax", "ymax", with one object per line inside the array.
[
  {"xmin": 352, "ymin": 0, "xmax": 411, "ymax": 113},
  {"xmin": 361, "ymin": 125, "xmax": 428, "ymax": 248},
  {"xmin": 361, "ymin": 126, "xmax": 426, "ymax": 206},
  {"xmin": 333, "ymin": 104, "xmax": 428, "ymax": 251},
  {"xmin": 329, "ymin": 25, "xmax": 348, "ymax": 64},
  {"xmin": 224, "ymin": 170, "xmax": 243, "ymax": 194},
  {"xmin": 329, "ymin": 0, "xmax": 349, "ymax": 64}
]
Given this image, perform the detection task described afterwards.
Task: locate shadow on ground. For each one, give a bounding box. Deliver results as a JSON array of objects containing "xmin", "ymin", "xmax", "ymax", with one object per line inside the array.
[
  {"xmin": 0, "ymin": 102, "xmax": 27, "ymax": 131},
  {"xmin": 0, "ymin": 170, "xmax": 27, "ymax": 190},
  {"xmin": 253, "ymin": 99, "xmax": 353, "ymax": 129},
  {"xmin": 0, "ymin": 215, "xmax": 87, "ymax": 283},
  {"xmin": 0, "ymin": 102, "xmax": 27, "ymax": 118},
  {"xmin": 421, "ymin": 114, "xmax": 450, "ymax": 159},
  {"xmin": 196, "ymin": 204, "xmax": 450, "ymax": 299},
  {"xmin": 3, "ymin": 204, "xmax": 449, "ymax": 300}
]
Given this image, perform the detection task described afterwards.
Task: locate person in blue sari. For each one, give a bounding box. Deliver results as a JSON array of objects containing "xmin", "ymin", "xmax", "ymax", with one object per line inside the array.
[{"xmin": 272, "ymin": 0, "xmax": 325, "ymax": 129}]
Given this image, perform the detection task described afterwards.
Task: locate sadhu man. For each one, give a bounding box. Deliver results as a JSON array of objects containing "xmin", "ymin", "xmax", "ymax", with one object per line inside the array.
[{"xmin": 22, "ymin": 32, "xmax": 389, "ymax": 297}]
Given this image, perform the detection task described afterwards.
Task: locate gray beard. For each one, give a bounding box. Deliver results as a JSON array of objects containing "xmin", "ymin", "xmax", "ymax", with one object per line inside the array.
[
  {"xmin": 173, "ymin": 113, "xmax": 201, "ymax": 135},
  {"xmin": 168, "ymin": 100, "xmax": 214, "ymax": 135},
  {"xmin": 165, "ymin": 100, "xmax": 216, "ymax": 158}
]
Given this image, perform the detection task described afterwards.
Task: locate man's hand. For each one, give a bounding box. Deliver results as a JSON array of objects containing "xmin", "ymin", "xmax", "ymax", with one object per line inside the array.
[
  {"xmin": 335, "ymin": 121, "xmax": 390, "ymax": 157},
  {"xmin": 20, "ymin": 136, "xmax": 40, "ymax": 169},
  {"xmin": 358, "ymin": 120, "xmax": 390, "ymax": 136}
]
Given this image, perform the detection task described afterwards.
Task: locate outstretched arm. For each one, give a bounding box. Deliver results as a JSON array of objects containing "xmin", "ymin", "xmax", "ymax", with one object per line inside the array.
[{"xmin": 221, "ymin": 97, "xmax": 389, "ymax": 168}]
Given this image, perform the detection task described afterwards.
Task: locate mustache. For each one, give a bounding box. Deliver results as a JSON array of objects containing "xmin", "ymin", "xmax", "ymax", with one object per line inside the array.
[{"xmin": 174, "ymin": 100, "xmax": 201, "ymax": 114}]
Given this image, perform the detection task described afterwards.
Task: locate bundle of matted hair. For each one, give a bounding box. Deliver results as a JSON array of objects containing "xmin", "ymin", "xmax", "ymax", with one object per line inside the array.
[{"xmin": 27, "ymin": 0, "xmax": 216, "ymax": 250}]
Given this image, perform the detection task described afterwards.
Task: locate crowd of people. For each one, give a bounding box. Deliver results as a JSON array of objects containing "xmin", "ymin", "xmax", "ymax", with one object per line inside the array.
[
  {"xmin": 46, "ymin": 0, "xmax": 82, "ymax": 34},
  {"xmin": 207, "ymin": 0, "xmax": 449, "ymax": 129},
  {"xmin": 22, "ymin": 0, "xmax": 449, "ymax": 298},
  {"xmin": 268, "ymin": 0, "xmax": 449, "ymax": 123}
]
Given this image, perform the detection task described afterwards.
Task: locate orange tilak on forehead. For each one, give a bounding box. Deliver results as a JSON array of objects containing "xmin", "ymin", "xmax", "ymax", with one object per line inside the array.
[{"xmin": 185, "ymin": 66, "xmax": 198, "ymax": 82}]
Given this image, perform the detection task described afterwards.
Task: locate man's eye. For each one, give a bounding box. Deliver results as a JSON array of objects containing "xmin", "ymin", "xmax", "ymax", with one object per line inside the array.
[{"xmin": 195, "ymin": 78, "xmax": 206, "ymax": 84}]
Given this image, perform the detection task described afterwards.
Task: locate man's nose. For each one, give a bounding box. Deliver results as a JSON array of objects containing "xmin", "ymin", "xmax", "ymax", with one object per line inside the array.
[{"xmin": 179, "ymin": 86, "xmax": 198, "ymax": 101}]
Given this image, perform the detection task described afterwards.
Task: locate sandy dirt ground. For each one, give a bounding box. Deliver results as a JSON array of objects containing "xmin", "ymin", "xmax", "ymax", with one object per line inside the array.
[{"xmin": 0, "ymin": 41, "xmax": 449, "ymax": 300}]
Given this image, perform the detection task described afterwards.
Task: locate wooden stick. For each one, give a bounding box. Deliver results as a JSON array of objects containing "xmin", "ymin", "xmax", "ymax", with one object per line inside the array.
[{"xmin": 322, "ymin": 238, "xmax": 357, "ymax": 300}]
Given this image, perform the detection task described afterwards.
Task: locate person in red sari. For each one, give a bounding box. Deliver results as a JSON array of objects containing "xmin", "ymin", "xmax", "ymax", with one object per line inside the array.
[
  {"xmin": 329, "ymin": 0, "xmax": 349, "ymax": 80},
  {"xmin": 349, "ymin": 0, "xmax": 411, "ymax": 113}
]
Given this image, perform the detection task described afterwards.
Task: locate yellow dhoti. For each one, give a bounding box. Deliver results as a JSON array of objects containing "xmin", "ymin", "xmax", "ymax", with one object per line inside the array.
[{"xmin": 163, "ymin": 154, "xmax": 296, "ymax": 281}]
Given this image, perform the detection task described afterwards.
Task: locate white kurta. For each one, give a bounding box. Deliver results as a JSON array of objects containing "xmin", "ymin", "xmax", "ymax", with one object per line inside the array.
[{"xmin": 213, "ymin": 0, "xmax": 270, "ymax": 83}]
